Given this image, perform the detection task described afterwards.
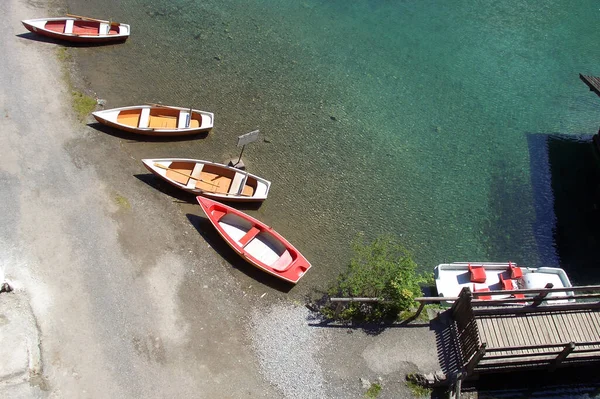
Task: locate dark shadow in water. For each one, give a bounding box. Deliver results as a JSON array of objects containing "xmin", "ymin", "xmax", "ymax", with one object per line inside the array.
[
  {"xmin": 186, "ymin": 213, "xmax": 293, "ymax": 293},
  {"xmin": 527, "ymin": 133, "xmax": 562, "ymax": 267},
  {"xmin": 134, "ymin": 174, "xmax": 264, "ymax": 211},
  {"xmin": 16, "ymin": 32, "xmax": 126, "ymax": 47},
  {"xmin": 545, "ymin": 133, "xmax": 600, "ymax": 285},
  {"xmin": 480, "ymin": 158, "xmax": 535, "ymax": 263},
  {"xmin": 465, "ymin": 366, "xmax": 600, "ymax": 398},
  {"xmin": 88, "ymin": 122, "xmax": 209, "ymax": 142},
  {"xmin": 484, "ymin": 132, "xmax": 600, "ymax": 286}
]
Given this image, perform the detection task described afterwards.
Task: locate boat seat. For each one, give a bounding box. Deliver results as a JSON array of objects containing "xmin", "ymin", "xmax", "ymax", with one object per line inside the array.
[
  {"xmin": 473, "ymin": 285, "xmax": 491, "ymax": 300},
  {"xmin": 468, "ymin": 263, "xmax": 486, "ymax": 283},
  {"xmin": 211, "ymin": 210, "xmax": 226, "ymax": 222},
  {"xmin": 271, "ymin": 250, "xmax": 293, "ymax": 272},
  {"xmin": 239, "ymin": 227, "xmax": 260, "ymax": 247},
  {"xmin": 500, "ymin": 274, "xmax": 515, "ymax": 291},
  {"xmin": 508, "ymin": 262, "xmax": 523, "ymax": 279},
  {"xmin": 64, "ymin": 19, "xmax": 74, "ymax": 34},
  {"xmin": 138, "ymin": 108, "xmax": 151, "ymax": 128},
  {"xmin": 229, "ymin": 173, "xmax": 247, "ymax": 195},
  {"xmin": 186, "ymin": 163, "xmax": 204, "ymax": 188}
]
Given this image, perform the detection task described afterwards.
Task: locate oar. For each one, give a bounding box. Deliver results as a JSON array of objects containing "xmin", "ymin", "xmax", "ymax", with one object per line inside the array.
[
  {"xmin": 66, "ymin": 14, "xmax": 120, "ymax": 27},
  {"xmin": 153, "ymin": 163, "xmax": 219, "ymax": 188}
]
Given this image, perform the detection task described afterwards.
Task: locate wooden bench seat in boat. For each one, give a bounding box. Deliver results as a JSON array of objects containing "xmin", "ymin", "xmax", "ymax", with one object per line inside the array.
[
  {"xmin": 228, "ymin": 172, "xmax": 254, "ymax": 197},
  {"xmin": 239, "ymin": 227, "xmax": 260, "ymax": 247}
]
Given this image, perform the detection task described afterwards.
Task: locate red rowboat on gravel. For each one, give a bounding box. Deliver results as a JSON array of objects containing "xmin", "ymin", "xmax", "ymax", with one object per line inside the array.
[
  {"xmin": 22, "ymin": 15, "xmax": 130, "ymax": 43},
  {"xmin": 196, "ymin": 196, "xmax": 311, "ymax": 284}
]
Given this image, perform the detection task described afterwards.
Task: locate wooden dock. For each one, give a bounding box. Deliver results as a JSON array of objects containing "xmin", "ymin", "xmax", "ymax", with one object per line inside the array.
[
  {"xmin": 443, "ymin": 286, "xmax": 600, "ymax": 377},
  {"xmin": 579, "ymin": 73, "xmax": 600, "ymax": 152},
  {"xmin": 579, "ymin": 73, "xmax": 600, "ymax": 97}
]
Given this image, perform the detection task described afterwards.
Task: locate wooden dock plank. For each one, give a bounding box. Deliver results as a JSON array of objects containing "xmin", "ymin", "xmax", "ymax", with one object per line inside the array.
[
  {"xmin": 588, "ymin": 311, "xmax": 600, "ymax": 338},
  {"xmin": 578, "ymin": 311, "xmax": 595, "ymax": 342},
  {"xmin": 561, "ymin": 312, "xmax": 579, "ymax": 341},
  {"xmin": 549, "ymin": 312, "xmax": 568, "ymax": 342},
  {"xmin": 528, "ymin": 312, "xmax": 547, "ymax": 345},
  {"xmin": 488, "ymin": 316, "xmax": 508, "ymax": 355},
  {"xmin": 482, "ymin": 317, "xmax": 499, "ymax": 348},
  {"xmin": 585, "ymin": 311, "xmax": 600, "ymax": 341},
  {"xmin": 513, "ymin": 315, "xmax": 533, "ymax": 352},
  {"xmin": 498, "ymin": 316, "xmax": 519, "ymax": 355},
  {"xmin": 525, "ymin": 314, "xmax": 545, "ymax": 354}
]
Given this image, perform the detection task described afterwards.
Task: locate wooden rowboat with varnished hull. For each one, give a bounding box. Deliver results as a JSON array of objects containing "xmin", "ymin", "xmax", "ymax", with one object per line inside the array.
[
  {"xmin": 142, "ymin": 158, "xmax": 271, "ymax": 202},
  {"xmin": 93, "ymin": 105, "xmax": 214, "ymax": 136},
  {"xmin": 22, "ymin": 16, "xmax": 130, "ymax": 43},
  {"xmin": 197, "ymin": 196, "xmax": 311, "ymax": 284}
]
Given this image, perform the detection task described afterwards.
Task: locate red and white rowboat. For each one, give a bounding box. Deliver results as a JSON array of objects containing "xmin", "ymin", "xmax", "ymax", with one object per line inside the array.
[
  {"xmin": 197, "ymin": 196, "xmax": 311, "ymax": 284},
  {"xmin": 22, "ymin": 15, "xmax": 130, "ymax": 43}
]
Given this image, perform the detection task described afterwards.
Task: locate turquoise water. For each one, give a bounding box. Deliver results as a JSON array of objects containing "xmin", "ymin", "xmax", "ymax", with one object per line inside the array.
[{"xmin": 66, "ymin": 0, "xmax": 600, "ymax": 288}]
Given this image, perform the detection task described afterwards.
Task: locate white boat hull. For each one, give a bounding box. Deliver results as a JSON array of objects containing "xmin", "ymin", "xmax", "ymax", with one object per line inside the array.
[{"xmin": 434, "ymin": 262, "xmax": 573, "ymax": 303}]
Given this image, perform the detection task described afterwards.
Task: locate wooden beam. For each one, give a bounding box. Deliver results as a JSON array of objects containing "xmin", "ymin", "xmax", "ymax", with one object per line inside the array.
[
  {"xmin": 549, "ymin": 342, "xmax": 575, "ymax": 371},
  {"xmin": 473, "ymin": 302, "xmax": 600, "ymax": 316},
  {"xmin": 465, "ymin": 343, "xmax": 486, "ymax": 376},
  {"xmin": 532, "ymin": 283, "xmax": 554, "ymax": 306}
]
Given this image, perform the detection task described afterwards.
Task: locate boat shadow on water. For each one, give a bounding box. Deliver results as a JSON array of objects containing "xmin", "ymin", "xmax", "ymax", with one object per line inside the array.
[
  {"xmin": 134, "ymin": 174, "xmax": 263, "ymax": 211},
  {"xmin": 87, "ymin": 122, "xmax": 209, "ymax": 142},
  {"xmin": 15, "ymin": 32, "xmax": 126, "ymax": 47},
  {"xmin": 185, "ymin": 213, "xmax": 293, "ymax": 293}
]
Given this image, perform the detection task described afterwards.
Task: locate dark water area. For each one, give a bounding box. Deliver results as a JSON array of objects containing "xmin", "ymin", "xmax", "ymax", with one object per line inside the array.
[
  {"xmin": 58, "ymin": 0, "xmax": 600, "ymax": 299},
  {"xmin": 468, "ymin": 366, "xmax": 600, "ymax": 399}
]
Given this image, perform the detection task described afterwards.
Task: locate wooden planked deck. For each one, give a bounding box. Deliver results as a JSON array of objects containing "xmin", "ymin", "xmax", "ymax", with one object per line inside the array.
[
  {"xmin": 477, "ymin": 310, "xmax": 600, "ymax": 348},
  {"xmin": 579, "ymin": 73, "xmax": 600, "ymax": 97}
]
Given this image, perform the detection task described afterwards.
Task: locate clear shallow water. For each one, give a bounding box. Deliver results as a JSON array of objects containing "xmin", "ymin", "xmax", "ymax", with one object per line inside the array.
[{"xmin": 65, "ymin": 0, "xmax": 600, "ymax": 288}]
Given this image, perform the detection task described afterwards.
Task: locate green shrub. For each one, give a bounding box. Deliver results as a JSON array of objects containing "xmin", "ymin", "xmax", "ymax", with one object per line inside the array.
[{"xmin": 326, "ymin": 234, "xmax": 432, "ymax": 322}]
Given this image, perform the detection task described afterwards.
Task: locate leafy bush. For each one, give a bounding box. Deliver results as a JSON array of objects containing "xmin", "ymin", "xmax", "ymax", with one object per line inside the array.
[{"xmin": 325, "ymin": 234, "xmax": 432, "ymax": 322}]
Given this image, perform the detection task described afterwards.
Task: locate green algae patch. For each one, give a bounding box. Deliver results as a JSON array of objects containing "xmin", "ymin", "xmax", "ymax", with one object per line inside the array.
[
  {"xmin": 72, "ymin": 91, "xmax": 97, "ymax": 121},
  {"xmin": 55, "ymin": 47, "xmax": 97, "ymax": 122},
  {"xmin": 365, "ymin": 382, "xmax": 381, "ymax": 398},
  {"xmin": 405, "ymin": 380, "xmax": 431, "ymax": 398},
  {"xmin": 114, "ymin": 194, "xmax": 131, "ymax": 210}
]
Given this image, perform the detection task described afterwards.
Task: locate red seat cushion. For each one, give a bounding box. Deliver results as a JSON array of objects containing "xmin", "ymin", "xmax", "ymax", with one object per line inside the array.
[
  {"xmin": 500, "ymin": 274, "xmax": 515, "ymax": 290},
  {"xmin": 468, "ymin": 264, "xmax": 486, "ymax": 283},
  {"xmin": 508, "ymin": 262, "xmax": 523, "ymax": 279},
  {"xmin": 473, "ymin": 285, "xmax": 492, "ymax": 300}
]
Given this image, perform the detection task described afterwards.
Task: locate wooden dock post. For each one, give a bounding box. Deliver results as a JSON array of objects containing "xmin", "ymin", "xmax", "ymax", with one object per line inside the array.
[
  {"xmin": 532, "ymin": 283, "xmax": 554, "ymax": 306},
  {"xmin": 465, "ymin": 343, "xmax": 486, "ymax": 376},
  {"xmin": 549, "ymin": 342, "xmax": 576, "ymax": 371}
]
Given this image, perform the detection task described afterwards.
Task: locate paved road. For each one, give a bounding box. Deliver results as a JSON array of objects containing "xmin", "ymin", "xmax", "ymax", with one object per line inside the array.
[{"xmin": 0, "ymin": 1, "xmax": 277, "ymax": 397}]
